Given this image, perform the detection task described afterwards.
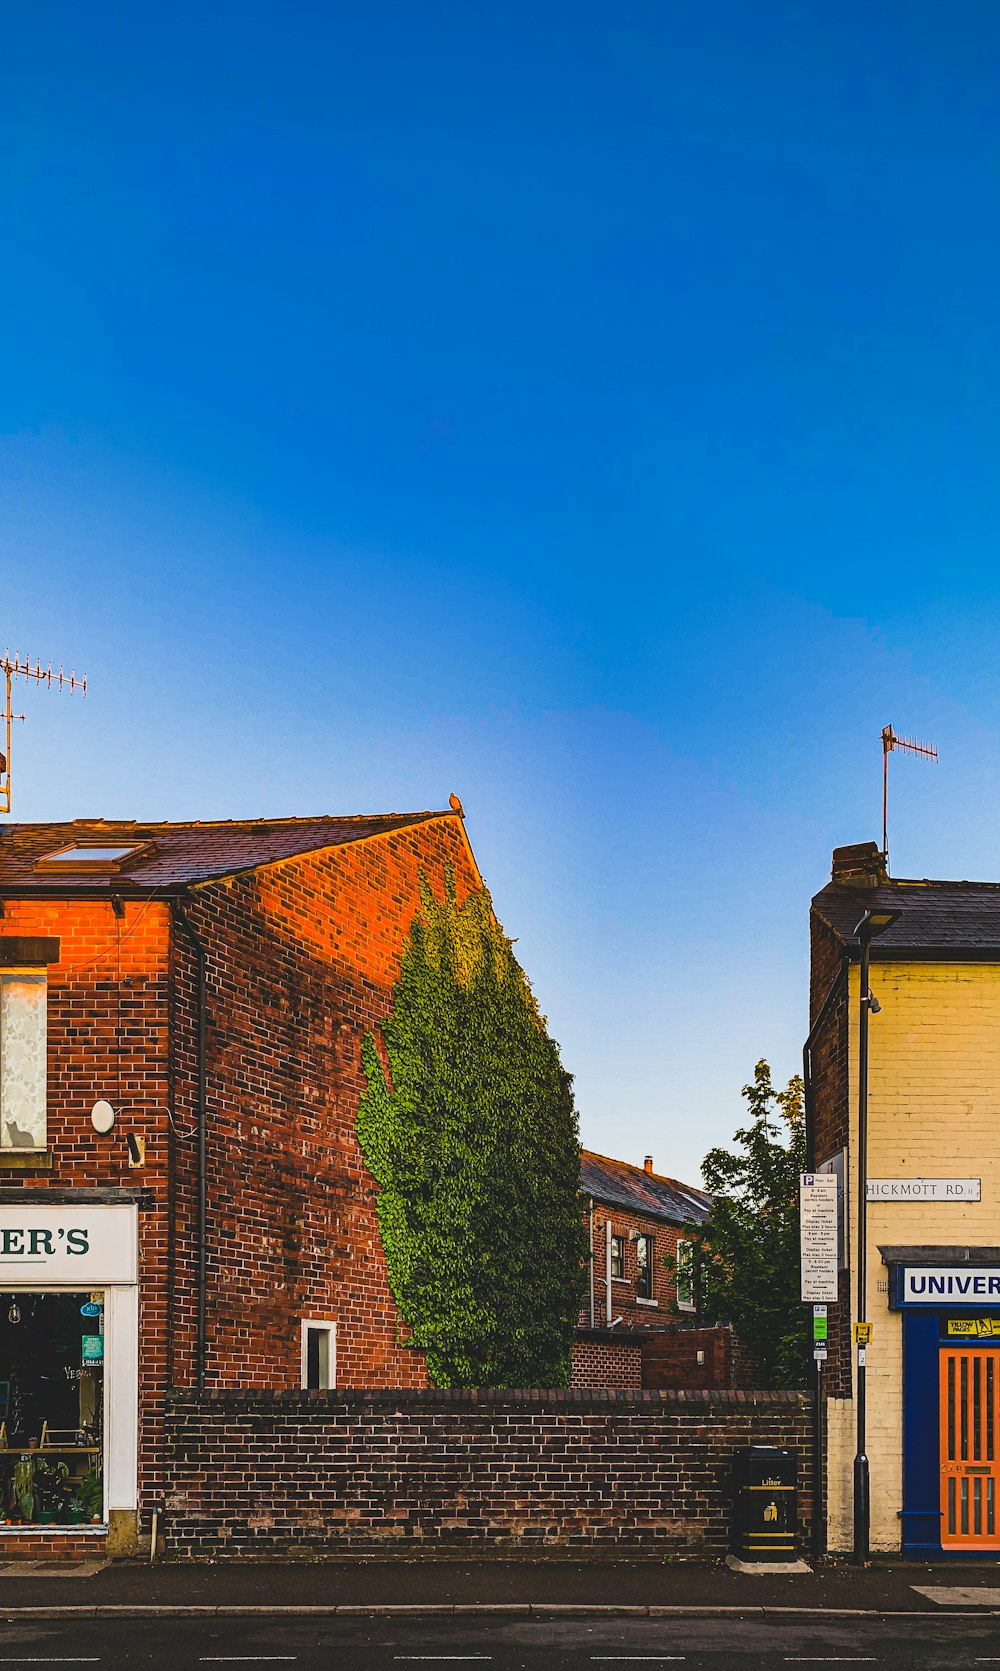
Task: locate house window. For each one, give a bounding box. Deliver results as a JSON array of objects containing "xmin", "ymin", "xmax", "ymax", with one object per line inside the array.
[
  {"xmin": 610, "ymin": 1234, "xmax": 625, "ymax": 1280},
  {"xmin": 676, "ymin": 1239, "xmax": 695, "ymax": 1312},
  {"xmin": 0, "ymin": 973, "xmax": 47, "ymax": 1151},
  {"xmin": 300, "ymin": 1320, "xmax": 336, "ymax": 1390},
  {"xmin": 636, "ymin": 1234, "xmax": 654, "ymax": 1299}
]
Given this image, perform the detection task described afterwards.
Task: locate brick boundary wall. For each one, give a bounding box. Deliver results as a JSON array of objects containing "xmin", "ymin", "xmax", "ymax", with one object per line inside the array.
[
  {"xmin": 162, "ymin": 1387, "xmax": 812, "ymax": 1560},
  {"xmin": 570, "ymin": 1330, "xmax": 644, "ymax": 1388},
  {"xmin": 641, "ymin": 1325, "xmax": 763, "ymax": 1391}
]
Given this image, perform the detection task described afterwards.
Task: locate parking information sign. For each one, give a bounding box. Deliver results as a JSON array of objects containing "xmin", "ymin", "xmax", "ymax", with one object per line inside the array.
[{"xmin": 800, "ymin": 1173, "xmax": 839, "ymax": 1303}]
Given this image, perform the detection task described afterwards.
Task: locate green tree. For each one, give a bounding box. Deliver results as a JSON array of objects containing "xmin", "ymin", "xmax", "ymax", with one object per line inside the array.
[
  {"xmin": 670, "ymin": 1060, "xmax": 808, "ymax": 1388},
  {"xmin": 357, "ymin": 872, "xmax": 588, "ymax": 1388}
]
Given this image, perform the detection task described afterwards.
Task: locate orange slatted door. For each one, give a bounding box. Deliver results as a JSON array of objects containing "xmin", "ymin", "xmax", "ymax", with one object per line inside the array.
[{"xmin": 940, "ymin": 1348, "xmax": 1000, "ymax": 1549}]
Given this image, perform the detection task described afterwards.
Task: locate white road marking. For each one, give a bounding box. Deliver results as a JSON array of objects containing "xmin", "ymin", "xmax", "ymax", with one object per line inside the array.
[
  {"xmin": 591, "ymin": 1659, "xmax": 686, "ymax": 1662},
  {"xmin": 394, "ymin": 1660, "xmax": 493, "ymax": 1663},
  {"xmin": 200, "ymin": 1661, "xmax": 298, "ymax": 1664}
]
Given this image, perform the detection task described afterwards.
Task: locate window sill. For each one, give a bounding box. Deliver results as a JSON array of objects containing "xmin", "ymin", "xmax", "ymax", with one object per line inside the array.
[
  {"xmin": 0, "ymin": 1152, "xmax": 53, "ymax": 1171},
  {"xmin": 636, "ymin": 1296, "xmax": 659, "ymax": 1307},
  {"xmin": 611, "ymin": 1277, "xmax": 629, "ymax": 1284}
]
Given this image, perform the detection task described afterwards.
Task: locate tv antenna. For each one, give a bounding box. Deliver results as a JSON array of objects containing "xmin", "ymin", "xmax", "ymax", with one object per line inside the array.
[
  {"xmin": 1, "ymin": 653, "xmax": 87, "ymax": 815},
  {"xmin": 882, "ymin": 724, "xmax": 937, "ymax": 871}
]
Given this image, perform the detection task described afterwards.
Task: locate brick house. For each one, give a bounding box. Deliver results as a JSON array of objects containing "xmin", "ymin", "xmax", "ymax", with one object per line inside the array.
[
  {"xmin": 809, "ymin": 840, "xmax": 1000, "ymax": 1557},
  {"xmin": 571, "ymin": 1150, "xmax": 712, "ymax": 1388},
  {"xmin": 0, "ymin": 807, "xmax": 485, "ymax": 1554}
]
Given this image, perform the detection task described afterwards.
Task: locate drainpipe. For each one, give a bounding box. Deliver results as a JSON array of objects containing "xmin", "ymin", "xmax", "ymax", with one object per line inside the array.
[
  {"xmin": 172, "ymin": 904, "xmax": 208, "ymax": 1394},
  {"xmin": 605, "ymin": 1219, "xmax": 613, "ymax": 1326},
  {"xmin": 588, "ymin": 1199, "xmax": 595, "ymax": 1329},
  {"xmin": 801, "ymin": 952, "xmax": 848, "ymax": 1565}
]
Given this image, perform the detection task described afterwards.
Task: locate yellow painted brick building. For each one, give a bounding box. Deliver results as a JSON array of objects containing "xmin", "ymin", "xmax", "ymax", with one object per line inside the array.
[{"xmin": 810, "ymin": 842, "xmax": 1000, "ymax": 1557}]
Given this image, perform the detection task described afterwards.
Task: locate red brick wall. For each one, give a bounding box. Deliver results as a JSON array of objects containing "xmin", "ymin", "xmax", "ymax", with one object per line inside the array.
[
  {"xmin": 0, "ymin": 811, "xmax": 481, "ymax": 1529},
  {"xmin": 581, "ymin": 1203, "xmax": 694, "ymax": 1329},
  {"xmin": 0, "ymin": 896, "xmax": 173, "ymax": 1517},
  {"xmin": 171, "ymin": 815, "xmax": 480, "ymax": 1393},
  {"xmin": 641, "ymin": 1324, "xmax": 761, "ymax": 1390},
  {"xmin": 570, "ymin": 1331, "xmax": 643, "ymax": 1388},
  {"xmin": 163, "ymin": 1386, "xmax": 814, "ymax": 1558}
]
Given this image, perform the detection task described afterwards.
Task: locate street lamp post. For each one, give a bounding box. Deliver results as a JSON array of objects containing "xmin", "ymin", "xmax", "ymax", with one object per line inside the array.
[{"xmin": 853, "ymin": 906, "xmax": 899, "ymax": 1566}]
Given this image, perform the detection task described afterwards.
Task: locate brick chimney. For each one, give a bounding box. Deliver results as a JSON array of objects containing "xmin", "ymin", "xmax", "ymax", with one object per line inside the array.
[
  {"xmin": 644, "ymin": 1155, "xmax": 653, "ymax": 1173},
  {"xmin": 830, "ymin": 842, "xmax": 887, "ymax": 888}
]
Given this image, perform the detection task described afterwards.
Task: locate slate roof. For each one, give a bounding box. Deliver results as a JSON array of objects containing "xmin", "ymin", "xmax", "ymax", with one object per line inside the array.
[
  {"xmin": 581, "ymin": 1150, "xmax": 711, "ymax": 1227},
  {"xmin": 0, "ymin": 812, "xmax": 453, "ymax": 895},
  {"xmin": 812, "ymin": 876, "xmax": 1000, "ymax": 957}
]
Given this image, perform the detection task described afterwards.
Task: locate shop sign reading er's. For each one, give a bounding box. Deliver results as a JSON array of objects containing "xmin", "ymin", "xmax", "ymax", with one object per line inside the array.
[{"xmin": 0, "ymin": 1206, "xmax": 136, "ymax": 1284}]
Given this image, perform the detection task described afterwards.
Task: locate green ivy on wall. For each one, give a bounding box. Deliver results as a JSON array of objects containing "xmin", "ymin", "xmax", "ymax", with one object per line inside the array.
[{"xmin": 358, "ymin": 871, "xmax": 588, "ymax": 1388}]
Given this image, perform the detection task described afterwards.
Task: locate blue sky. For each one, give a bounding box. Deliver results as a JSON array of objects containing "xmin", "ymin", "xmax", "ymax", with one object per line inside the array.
[{"xmin": 3, "ymin": 1, "xmax": 1000, "ymax": 1181}]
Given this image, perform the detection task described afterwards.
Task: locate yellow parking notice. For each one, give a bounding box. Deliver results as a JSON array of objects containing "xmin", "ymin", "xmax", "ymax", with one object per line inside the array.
[{"xmin": 854, "ymin": 1321, "xmax": 873, "ymax": 1345}]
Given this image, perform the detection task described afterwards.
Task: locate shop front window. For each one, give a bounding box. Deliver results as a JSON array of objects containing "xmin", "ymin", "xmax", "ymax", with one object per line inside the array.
[{"xmin": 0, "ymin": 1292, "xmax": 103, "ymax": 1525}]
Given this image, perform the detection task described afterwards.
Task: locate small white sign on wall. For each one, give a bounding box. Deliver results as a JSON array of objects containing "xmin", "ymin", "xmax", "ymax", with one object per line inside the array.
[
  {"xmin": 800, "ymin": 1173, "xmax": 839, "ymax": 1303},
  {"xmin": 867, "ymin": 1178, "xmax": 981, "ymax": 1202}
]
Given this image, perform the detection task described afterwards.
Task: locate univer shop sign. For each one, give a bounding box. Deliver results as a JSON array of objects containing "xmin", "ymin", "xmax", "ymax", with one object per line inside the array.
[
  {"xmin": 0, "ymin": 1206, "xmax": 137, "ymax": 1284},
  {"xmin": 904, "ymin": 1267, "xmax": 1000, "ymax": 1305}
]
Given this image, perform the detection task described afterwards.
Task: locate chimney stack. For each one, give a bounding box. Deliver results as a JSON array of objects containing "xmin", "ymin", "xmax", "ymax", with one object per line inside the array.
[
  {"xmin": 830, "ymin": 842, "xmax": 887, "ymax": 888},
  {"xmin": 644, "ymin": 1155, "xmax": 653, "ymax": 1174}
]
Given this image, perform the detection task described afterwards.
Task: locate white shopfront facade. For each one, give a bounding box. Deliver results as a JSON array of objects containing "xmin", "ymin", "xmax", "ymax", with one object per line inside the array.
[{"xmin": 0, "ymin": 1202, "xmax": 138, "ymax": 1529}]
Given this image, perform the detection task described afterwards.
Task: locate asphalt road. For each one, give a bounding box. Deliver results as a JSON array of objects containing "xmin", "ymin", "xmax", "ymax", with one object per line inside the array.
[{"xmin": 0, "ymin": 1614, "xmax": 997, "ymax": 1671}]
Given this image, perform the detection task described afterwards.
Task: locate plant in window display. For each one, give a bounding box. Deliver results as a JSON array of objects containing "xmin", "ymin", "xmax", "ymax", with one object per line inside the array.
[
  {"xmin": 77, "ymin": 1467, "xmax": 102, "ymax": 1521},
  {"xmin": 11, "ymin": 1457, "xmax": 33, "ymax": 1523},
  {"xmin": 31, "ymin": 1456, "xmax": 69, "ymax": 1523}
]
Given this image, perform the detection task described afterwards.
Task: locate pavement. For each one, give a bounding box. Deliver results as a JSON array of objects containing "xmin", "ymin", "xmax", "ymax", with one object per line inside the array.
[{"xmin": 1, "ymin": 1555, "xmax": 1000, "ymax": 1617}]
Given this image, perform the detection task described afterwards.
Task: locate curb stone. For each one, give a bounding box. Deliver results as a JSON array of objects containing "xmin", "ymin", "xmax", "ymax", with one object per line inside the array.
[{"xmin": 1, "ymin": 1602, "xmax": 999, "ymax": 1620}]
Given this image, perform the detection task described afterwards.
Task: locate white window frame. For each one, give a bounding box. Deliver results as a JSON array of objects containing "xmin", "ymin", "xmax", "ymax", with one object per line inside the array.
[
  {"xmin": 675, "ymin": 1238, "xmax": 696, "ymax": 1312},
  {"xmin": 0, "ymin": 968, "xmax": 48, "ymax": 1152},
  {"xmin": 635, "ymin": 1232, "xmax": 655, "ymax": 1302},
  {"xmin": 300, "ymin": 1319, "xmax": 337, "ymax": 1390}
]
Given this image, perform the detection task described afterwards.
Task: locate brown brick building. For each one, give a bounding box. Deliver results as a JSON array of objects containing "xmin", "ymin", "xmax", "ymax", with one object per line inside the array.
[
  {"xmin": 0, "ymin": 807, "xmax": 484, "ymax": 1553},
  {"xmin": 571, "ymin": 1150, "xmax": 711, "ymax": 1388}
]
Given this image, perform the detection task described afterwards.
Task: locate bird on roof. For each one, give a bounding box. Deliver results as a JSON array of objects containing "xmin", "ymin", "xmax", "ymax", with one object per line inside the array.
[{"xmin": 449, "ymin": 793, "xmax": 464, "ymax": 816}]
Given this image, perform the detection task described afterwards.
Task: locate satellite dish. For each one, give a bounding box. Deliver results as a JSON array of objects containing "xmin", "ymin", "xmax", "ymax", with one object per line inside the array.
[{"xmin": 91, "ymin": 1099, "xmax": 115, "ymax": 1135}]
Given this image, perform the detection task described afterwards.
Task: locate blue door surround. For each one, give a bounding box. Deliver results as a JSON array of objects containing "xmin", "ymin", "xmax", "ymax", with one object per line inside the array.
[{"xmin": 886, "ymin": 1248, "xmax": 1000, "ymax": 1558}]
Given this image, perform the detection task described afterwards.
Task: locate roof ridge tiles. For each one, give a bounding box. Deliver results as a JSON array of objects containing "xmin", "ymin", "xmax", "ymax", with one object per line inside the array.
[{"xmin": 9, "ymin": 809, "xmax": 450, "ymax": 831}]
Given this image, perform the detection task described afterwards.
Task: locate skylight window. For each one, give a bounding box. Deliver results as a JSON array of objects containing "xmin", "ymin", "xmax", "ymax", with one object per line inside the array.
[{"xmin": 32, "ymin": 841, "xmax": 154, "ymax": 874}]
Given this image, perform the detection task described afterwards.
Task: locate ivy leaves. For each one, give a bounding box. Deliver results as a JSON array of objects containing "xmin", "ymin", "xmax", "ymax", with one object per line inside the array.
[{"xmin": 358, "ymin": 874, "xmax": 588, "ymax": 1387}]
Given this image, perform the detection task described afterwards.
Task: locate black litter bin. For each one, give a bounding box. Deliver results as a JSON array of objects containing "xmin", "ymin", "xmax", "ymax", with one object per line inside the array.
[{"xmin": 731, "ymin": 1444, "xmax": 798, "ymax": 1562}]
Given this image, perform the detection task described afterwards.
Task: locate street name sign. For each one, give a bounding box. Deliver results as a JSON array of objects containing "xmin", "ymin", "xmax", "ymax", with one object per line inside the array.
[
  {"xmin": 800, "ymin": 1173, "xmax": 838, "ymax": 1303},
  {"xmin": 866, "ymin": 1178, "xmax": 980, "ymax": 1202}
]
